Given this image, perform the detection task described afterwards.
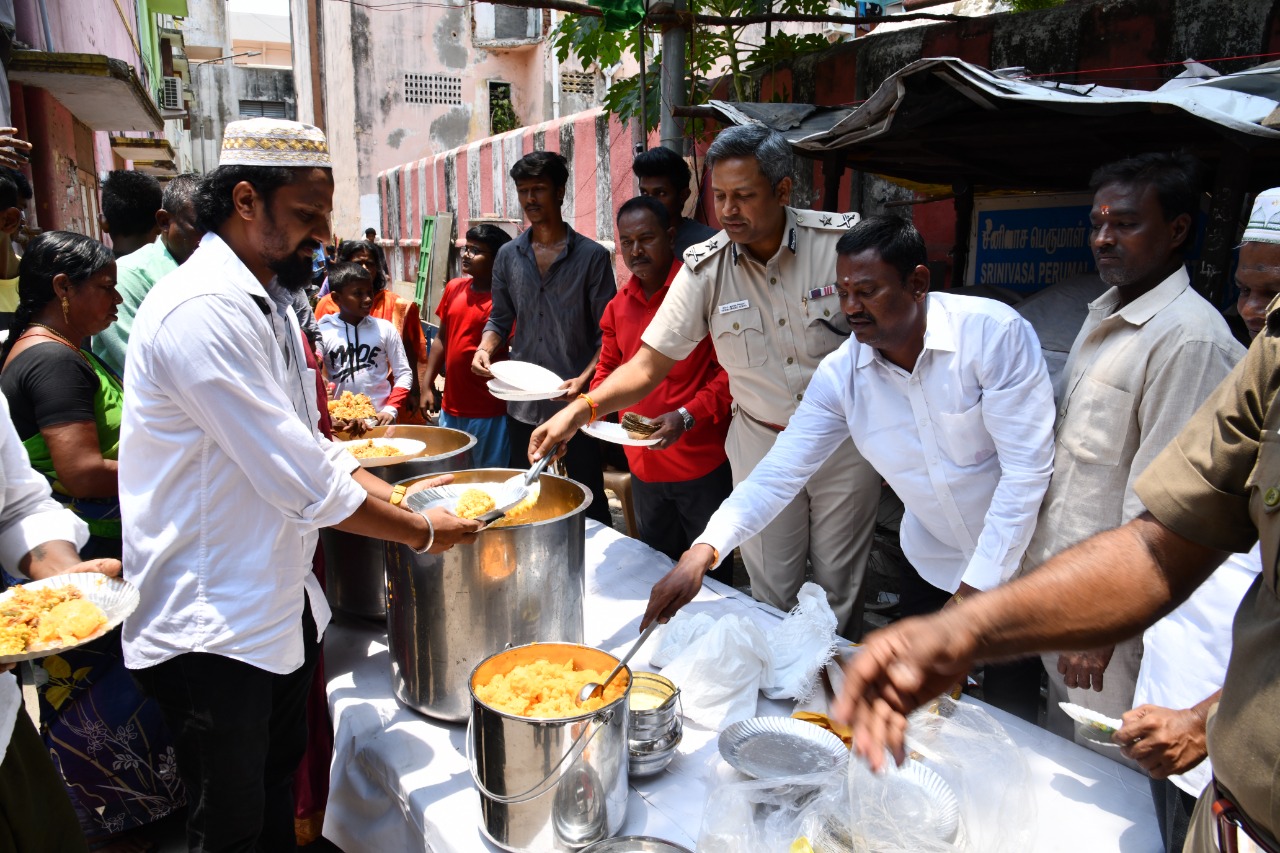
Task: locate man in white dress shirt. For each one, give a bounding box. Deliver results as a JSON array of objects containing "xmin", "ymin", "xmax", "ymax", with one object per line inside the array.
[
  {"xmin": 0, "ymin": 394, "xmax": 117, "ymax": 853},
  {"xmin": 640, "ymin": 216, "xmax": 1057, "ymax": 718},
  {"xmin": 119, "ymin": 119, "xmax": 479, "ymax": 851}
]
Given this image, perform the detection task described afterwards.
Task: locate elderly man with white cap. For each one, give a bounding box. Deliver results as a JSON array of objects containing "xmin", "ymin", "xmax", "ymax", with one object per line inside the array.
[{"xmin": 119, "ymin": 119, "xmax": 480, "ymax": 850}]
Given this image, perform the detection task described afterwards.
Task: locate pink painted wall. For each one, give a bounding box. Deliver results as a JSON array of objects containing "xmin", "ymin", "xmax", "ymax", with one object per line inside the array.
[
  {"xmin": 377, "ymin": 108, "xmax": 655, "ymax": 288},
  {"xmin": 27, "ymin": 0, "xmax": 147, "ymax": 77}
]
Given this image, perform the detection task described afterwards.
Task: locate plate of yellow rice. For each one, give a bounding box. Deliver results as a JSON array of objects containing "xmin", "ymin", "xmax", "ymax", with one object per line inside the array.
[
  {"xmin": 405, "ymin": 483, "xmax": 542, "ymax": 528},
  {"xmin": 339, "ymin": 437, "xmax": 426, "ymax": 468},
  {"xmin": 0, "ymin": 573, "xmax": 139, "ymax": 663}
]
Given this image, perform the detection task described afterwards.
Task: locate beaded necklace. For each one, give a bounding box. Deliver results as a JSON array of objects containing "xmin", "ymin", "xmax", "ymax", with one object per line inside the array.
[{"xmin": 18, "ymin": 322, "xmax": 92, "ymax": 368}]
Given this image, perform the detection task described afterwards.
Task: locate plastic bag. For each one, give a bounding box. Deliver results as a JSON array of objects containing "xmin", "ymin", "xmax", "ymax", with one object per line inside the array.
[
  {"xmin": 896, "ymin": 696, "xmax": 1036, "ymax": 853},
  {"xmin": 659, "ymin": 614, "xmax": 770, "ymax": 730},
  {"xmin": 696, "ymin": 697, "xmax": 1035, "ymax": 852},
  {"xmin": 762, "ymin": 582, "xmax": 838, "ymax": 701},
  {"xmin": 651, "ymin": 610, "xmax": 715, "ymax": 668},
  {"xmin": 698, "ymin": 768, "xmax": 846, "ymax": 852}
]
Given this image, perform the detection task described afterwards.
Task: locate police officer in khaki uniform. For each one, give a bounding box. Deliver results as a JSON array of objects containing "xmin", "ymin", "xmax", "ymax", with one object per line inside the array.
[
  {"xmin": 829, "ymin": 196, "xmax": 1280, "ymax": 851},
  {"xmin": 532, "ymin": 125, "xmax": 881, "ymax": 636}
]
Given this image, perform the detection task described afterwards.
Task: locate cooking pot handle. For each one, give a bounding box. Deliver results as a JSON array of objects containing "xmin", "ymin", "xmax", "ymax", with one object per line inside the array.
[{"xmin": 466, "ymin": 710, "xmax": 612, "ymax": 805}]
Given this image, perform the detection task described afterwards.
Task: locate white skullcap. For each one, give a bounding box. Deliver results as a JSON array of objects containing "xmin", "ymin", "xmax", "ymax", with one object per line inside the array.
[
  {"xmin": 1242, "ymin": 187, "xmax": 1280, "ymax": 245},
  {"xmin": 219, "ymin": 118, "xmax": 331, "ymax": 169}
]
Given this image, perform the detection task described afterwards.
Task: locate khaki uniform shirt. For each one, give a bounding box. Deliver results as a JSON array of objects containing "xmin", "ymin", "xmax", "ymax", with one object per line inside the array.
[
  {"xmin": 1136, "ymin": 301, "xmax": 1280, "ymax": 845},
  {"xmin": 641, "ymin": 207, "xmax": 859, "ymax": 427},
  {"xmin": 1022, "ymin": 268, "xmax": 1244, "ymax": 569}
]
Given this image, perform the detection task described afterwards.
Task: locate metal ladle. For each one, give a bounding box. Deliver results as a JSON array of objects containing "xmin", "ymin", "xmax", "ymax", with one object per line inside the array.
[{"xmin": 577, "ymin": 621, "xmax": 660, "ymax": 704}]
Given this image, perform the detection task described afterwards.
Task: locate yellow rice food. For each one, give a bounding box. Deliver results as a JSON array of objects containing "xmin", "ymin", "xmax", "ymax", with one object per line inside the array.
[
  {"xmin": 455, "ymin": 488, "xmax": 496, "ymax": 519},
  {"xmin": 475, "ymin": 659, "xmax": 629, "ymax": 718},
  {"xmin": 329, "ymin": 391, "xmax": 377, "ymax": 420},
  {"xmin": 349, "ymin": 440, "xmax": 401, "ymax": 459},
  {"xmin": 0, "ymin": 585, "xmax": 107, "ymax": 655},
  {"xmin": 454, "ymin": 487, "xmax": 540, "ymax": 525}
]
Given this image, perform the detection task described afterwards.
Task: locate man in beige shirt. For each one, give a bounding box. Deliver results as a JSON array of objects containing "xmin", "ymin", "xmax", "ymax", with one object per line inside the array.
[
  {"xmin": 532, "ymin": 125, "xmax": 881, "ymax": 636},
  {"xmin": 1021, "ymin": 152, "xmax": 1244, "ymax": 758}
]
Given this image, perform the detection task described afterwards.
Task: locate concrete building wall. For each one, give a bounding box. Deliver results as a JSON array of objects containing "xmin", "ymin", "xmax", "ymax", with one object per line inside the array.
[
  {"xmin": 14, "ymin": 0, "xmax": 187, "ymax": 234},
  {"xmin": 236, "ymin": 66, "xmax": 296, "ymax": 116},
  {"xmin": 304, "ymin": 0, "xmax": 637, "ymax": 238}
]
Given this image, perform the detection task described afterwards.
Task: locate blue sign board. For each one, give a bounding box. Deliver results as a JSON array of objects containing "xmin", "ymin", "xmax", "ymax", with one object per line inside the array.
[{"xmin": 967, "ymin": 194, "xmax": 1096, "ymax": 294}]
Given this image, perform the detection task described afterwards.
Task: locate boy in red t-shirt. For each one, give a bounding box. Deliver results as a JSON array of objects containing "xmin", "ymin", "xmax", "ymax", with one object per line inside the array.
[{"xmin": 425, "ymin": 224, "xmax": 513, "ymax": 467}]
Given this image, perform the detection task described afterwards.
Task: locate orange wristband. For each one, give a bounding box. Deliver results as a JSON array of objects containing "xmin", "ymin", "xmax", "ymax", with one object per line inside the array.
[{"xmin": 578, "ymin": 393, "xmax": 599, "ymax": 424}]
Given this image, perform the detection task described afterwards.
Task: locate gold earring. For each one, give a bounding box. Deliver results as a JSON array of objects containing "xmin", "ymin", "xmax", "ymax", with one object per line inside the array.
[{"xmin": 61, "ymin": 296, "xmax": 70, "ymax": 323}]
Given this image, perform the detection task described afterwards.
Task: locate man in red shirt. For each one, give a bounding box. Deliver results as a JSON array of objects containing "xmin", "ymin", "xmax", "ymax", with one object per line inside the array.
[
  {"xmin": 596, "ymin": 196, "xmax": 733, "ymax": 579},
  {"xmin": 425, "ymin": 224, "xmax": 513, "ymax": 467}
]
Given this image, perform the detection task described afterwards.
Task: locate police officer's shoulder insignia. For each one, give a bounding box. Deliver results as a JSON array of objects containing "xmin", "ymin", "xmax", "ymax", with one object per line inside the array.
[
  {"xmin": 682, "ymin": 230, "xmax": 730, "ymax": 271},
  {"xmin": 796, "ymin": 210, "xmax": 861, "ymax": 232}
]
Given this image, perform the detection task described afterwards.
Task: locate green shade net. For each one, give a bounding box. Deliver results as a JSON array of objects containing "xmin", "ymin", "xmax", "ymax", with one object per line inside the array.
[{"xmin": 588, "ymin": 0, "xmax": 645, "ymax": 30}]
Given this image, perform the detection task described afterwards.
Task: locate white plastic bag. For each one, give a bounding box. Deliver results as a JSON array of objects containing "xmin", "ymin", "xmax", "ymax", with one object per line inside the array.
[
  {"xmin": 650, "ymin": 610, "xmax": 715, "ymax": 668},
  {"xmin": 899, "ymin": 697, "xmax": 1037, "ymax": 853},
  {"xmin": 698, "ymin": 768, "xmax": 844, "ymax": 852},
  {"xmin": 659, "ymin": 614, "xmax": 770, "ymax": 730},
  {"xmin": 697, "ymin": 697, "xmax": 1036, "ymax": 852},
  {"xmin": 761, "ymin": 581, "xmax": 838, "ymax": 701}
]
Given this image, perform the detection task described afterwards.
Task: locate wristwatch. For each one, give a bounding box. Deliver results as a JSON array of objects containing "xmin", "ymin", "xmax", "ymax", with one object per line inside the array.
[{"xmin": 677, "ymin": 406, "xmax": 694, "ymax": 431}]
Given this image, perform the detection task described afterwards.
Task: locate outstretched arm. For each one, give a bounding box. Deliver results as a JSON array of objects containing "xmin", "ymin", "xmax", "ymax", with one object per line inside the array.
[{"xmin": 833, "ymin": 513, "xmax": 1224, "ymax": 770}]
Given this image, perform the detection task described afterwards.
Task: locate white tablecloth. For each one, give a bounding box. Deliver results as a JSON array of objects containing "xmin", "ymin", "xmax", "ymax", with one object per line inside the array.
[{"xmin": 322, "ymin": 522, "xmax": 1161, "ymax": 852}]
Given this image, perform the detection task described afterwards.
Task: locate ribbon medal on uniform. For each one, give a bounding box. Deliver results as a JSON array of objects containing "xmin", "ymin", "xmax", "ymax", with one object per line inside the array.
[{"xmin": 806, "ymin": 285, "xmax": 837, "ymax": 301}]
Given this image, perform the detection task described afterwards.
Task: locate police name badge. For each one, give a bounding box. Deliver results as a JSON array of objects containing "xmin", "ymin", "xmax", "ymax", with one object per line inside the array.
[{"xmin": 717, "ymin": 300, "xmax": 750, "ymax": 314}]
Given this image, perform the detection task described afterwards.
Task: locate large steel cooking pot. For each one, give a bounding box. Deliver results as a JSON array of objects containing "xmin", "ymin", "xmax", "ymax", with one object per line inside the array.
[
  {"xmin": 321, "ymin": 425, "xmax": 475, "ymax": 619},
  {"xmin": 387, "ymin": 468, "xmax": 591, "ymax": 720},
  {"xmin": 469, "ymin": 642, "xmax": 630, "ymax": 851}
]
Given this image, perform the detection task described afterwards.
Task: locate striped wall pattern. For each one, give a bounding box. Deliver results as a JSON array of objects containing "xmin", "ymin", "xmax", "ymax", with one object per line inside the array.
[{"xmin": 376, "ymin": 108, "xmax": 644, "ymax": 286}]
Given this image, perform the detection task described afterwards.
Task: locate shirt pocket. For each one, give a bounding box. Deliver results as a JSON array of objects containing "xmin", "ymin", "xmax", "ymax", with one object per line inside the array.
[
  {"xmin": 935, "ymin": 401, "xmax": 997, "ymax": 467},
  {"xmin": 803, "ymin": 294, "xmax": 850, "ymax": 358},
  {"xmin": 710, "ymin": 307, "xmax": 766, "ymax": 369},
  {"xmin": 1059, "ymin": 375, "xmax": 1135, "ymax": 467},
  {"xmin": 1246, "ymin": 430, "xmax": 1280, "ymax": 594}
]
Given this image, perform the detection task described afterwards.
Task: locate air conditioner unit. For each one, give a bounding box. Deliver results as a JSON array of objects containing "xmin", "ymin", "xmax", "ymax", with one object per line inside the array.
[{"xmin": 159, "ymin": 76, "xmax": 182, "ymax": 110}]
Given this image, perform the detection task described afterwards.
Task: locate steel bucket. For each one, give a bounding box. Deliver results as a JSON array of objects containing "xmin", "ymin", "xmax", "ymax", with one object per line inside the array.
[
  {"xmin": 469, "ymin": 643, "xmax": 630, "ymax": 851},
  {"xmin": 321, "ymin": 425, "xmax": 475, "ymax": 619},
  {"xmin": 387, "ymin": 469, "xmax": 591, "ymax": 720}
]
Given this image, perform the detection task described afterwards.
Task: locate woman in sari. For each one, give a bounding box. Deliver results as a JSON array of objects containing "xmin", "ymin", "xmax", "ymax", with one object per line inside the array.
[
  {"xmin": 315, "ymin": 239, "xmax": 429, "ymax": 422},
  {"xmin": 0, "ymin": 231, "xmax": 184, "ymax": 849}
]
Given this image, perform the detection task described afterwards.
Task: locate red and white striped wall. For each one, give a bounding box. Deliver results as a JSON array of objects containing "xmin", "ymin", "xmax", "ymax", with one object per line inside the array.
[{"xmin": 377, "ymin": 108, "xmax": 649, "ymax": 287}]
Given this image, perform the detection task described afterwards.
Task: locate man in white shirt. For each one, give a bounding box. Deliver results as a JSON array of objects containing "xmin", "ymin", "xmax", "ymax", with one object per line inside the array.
[
  {"xmin": 640, "ymin": 215, "xmax": 1056, "ymax": 717},
  {"xmin": 119, "ymin": 119, "xmax": 479, "ymax": 851},
  {"xmin": 0, "ymin": 394, "xmax": 117, "ymax": 853},
  {"xmin": 1020, "ymin": 152, "xmax": 1244, "ymax": 760}
]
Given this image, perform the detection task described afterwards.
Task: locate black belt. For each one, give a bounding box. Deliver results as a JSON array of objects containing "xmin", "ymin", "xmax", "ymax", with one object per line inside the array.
[{"xmin": 1214, "ymin": 779, "xmax": 1280, "ymax": 853}]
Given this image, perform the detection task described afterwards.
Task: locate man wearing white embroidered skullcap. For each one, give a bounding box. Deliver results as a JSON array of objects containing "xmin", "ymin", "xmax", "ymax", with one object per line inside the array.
[
  {"xmin": 119, "ymin": 118, "xmax": 481, "ymax": 850},
  {"xmin": 1231, "ymin": 187, "xmax": 1280, "ymax": 338}
]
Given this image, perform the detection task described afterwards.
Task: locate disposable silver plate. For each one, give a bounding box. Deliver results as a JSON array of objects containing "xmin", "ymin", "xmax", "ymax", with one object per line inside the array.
[
  {"xmin": 405, "ymin": 482, "xmax": 524, "ymax": 516},
  {"xmin": 718, "ymin": 716, "xmax": 848, "ymax": 779},
  {"xmin": 0, "ymin": 573, "xmax": 140, "ymax": 664},
  {"xmin": 579, "ymin": 836, "xmax": 693, "ymax": 853}
]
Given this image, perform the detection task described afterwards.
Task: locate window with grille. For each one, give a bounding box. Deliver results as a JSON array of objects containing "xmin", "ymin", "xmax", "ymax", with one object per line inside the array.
[
  {"xmin": 560, "ymin": 71, "xmax": 595, "ymax": 96},
  {"xmin": 405, "ymin": 73, "xmax": 463, "ymax": 105},
  {"xmin": 239, "ymin": 99, "xmax": 287, "ymax": 118}
]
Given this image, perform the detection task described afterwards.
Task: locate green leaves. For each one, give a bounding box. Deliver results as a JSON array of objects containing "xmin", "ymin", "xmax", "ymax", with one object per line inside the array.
[{"xmin": 554, "ymin": 0, "xmax": 837, "ymax": 132}]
